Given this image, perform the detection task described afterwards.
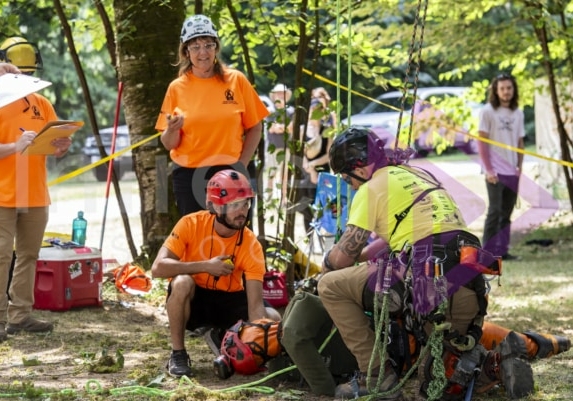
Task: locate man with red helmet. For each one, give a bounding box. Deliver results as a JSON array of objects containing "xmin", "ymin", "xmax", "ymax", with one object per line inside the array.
[{"xmin": 151, "ymin": 169, "xmax": 279, "ymax": 378}]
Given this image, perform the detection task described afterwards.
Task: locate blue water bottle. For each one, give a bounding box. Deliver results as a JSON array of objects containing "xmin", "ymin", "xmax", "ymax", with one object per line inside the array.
[{"xmin": 71, "ymin": 211, "xmax": 87, "ymax": 246}]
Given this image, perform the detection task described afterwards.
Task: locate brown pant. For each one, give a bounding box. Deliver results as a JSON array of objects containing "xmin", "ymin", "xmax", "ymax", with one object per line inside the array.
[
  {"xmin": 0, "ymin": 206, "xmax": 49, "ymax": 324},
  {"xmin": 318, "ymin": 262, "xmax": 480, "ymax": 372}
]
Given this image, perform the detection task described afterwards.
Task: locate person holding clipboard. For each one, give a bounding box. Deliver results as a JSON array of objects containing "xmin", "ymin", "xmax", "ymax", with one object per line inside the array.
[{"xmin": 0, "ymin": 36, "xmax": 72, "ymax": 341}]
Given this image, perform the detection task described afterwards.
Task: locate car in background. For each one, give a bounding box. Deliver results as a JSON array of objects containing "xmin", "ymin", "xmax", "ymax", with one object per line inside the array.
[
  {"xmin": 343, "ymin": 87, "xmax": 481, "ymax": 157},
  {"xmin": 83, "ymin": 125, "xmax": 133, "ymax": 181}
]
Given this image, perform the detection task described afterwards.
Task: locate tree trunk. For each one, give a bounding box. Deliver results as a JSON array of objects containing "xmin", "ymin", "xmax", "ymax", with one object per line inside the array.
[
  {"xmin": 527, "ymin": 3, "xmax": 573, "ymax": 210},
  {"xmin": 113, "ymin": 0, "xmax": 185, "ymax": 263}
]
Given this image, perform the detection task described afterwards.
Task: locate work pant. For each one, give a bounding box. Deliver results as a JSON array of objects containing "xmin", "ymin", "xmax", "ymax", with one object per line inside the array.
[
  {"xmin": 318, "ymin": 262, "xmax": 480, "ymax": 372},
  {"xmin": 281, "ymin": 292, "xmax": 358, "ymax": 396},
  {"xmin": 483, "ymin": 174, "xmax": 519, "ymax": 256},
  {"xmin": 0, "ymin": 206, "xmax": 49, "ymax": 324}
]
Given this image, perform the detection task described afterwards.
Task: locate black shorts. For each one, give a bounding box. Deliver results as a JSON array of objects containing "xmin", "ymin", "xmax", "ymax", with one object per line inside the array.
[
  {"xmin": 171, "ymin": 162, "xmax": 249, "ymax": 216},
  {"xmin": 168, "ymin": 284, "xmax": 249, "ymax": 331}
]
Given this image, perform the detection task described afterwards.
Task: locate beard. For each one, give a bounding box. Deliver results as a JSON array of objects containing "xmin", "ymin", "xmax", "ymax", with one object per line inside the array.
[{"xmin": 218, "ymin": 213, "xmax": 247, "ymax": 230}]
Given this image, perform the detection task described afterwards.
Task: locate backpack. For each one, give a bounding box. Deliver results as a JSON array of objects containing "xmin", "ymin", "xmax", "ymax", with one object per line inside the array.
[
  {"xmin": 224, "ymin": 318, "xmax": 282, "ymax": 368},
  {"xmin": 262, "ymin": 269, "xmax": 289, "ymax": 308}
]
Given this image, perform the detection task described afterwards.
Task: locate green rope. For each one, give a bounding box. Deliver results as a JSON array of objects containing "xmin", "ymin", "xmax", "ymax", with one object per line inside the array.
[
  {"xmin": 424, "ymin": 275, "xmax": 449, "ymax": 401},
  {"xmin": 359, "ymin": 259, "xmax": 453, "ymax": 401},
  {"xmin": 0, "ymin": 327, "xmax": 341, "ymax": 400},
  {"xmin": 364, "ymin": 260, "xmax": 401, "ymax": 400},
  {"xmin": 334, "ymin": 0, "xmax": 343, "ymax": 240}
]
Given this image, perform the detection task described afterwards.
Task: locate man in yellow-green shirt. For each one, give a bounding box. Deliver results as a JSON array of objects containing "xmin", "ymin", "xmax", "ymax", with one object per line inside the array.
[{"xmin": 318, "ymin": 126, "xmax": 533, "ymax": 400}]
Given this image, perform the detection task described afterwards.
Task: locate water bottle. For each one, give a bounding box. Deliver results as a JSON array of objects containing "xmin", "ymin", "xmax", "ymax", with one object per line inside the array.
[{"xmin": 71, "ymin": 211, "xmax": 87, "ymax": 246}]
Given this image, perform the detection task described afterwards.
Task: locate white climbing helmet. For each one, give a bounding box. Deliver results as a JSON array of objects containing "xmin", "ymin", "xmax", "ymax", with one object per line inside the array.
[{"xmin": 180, "ymin": 14, "xmax": 218, "ymax": 43}]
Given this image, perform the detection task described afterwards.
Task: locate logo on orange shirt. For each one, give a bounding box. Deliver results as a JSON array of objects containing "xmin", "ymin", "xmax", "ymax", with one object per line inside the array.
[{"xmin": 224, "ymin": 89, "xmax": 238, "ymax": 105}]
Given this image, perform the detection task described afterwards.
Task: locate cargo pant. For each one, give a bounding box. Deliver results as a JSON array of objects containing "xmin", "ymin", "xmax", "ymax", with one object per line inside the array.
[
  {"xmin": 318, "ymin": 262, "xmax": 480, "ymax": 372},
  {"xmin": 0, "ymin": 206, "xmax": 49, "ymax": 324},
  {"xmin": 280, "ymin": 291, "xmax": 358, "ymax": 396}
]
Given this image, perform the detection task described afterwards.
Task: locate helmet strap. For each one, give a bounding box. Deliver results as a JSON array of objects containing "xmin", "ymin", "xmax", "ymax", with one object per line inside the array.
[
  {"xmin": 215, "ymin": 206, "xmax": 236, "ymax": 230},
  {"xmin": 346, "ymin": 171, "xmax": 367, "ymax": 183},
  {"xmin": 215, "ymin": 206, "xmax": 247, "ymax": 241}
]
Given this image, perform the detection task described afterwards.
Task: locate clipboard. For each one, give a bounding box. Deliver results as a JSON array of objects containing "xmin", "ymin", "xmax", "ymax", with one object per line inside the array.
[
  {"xmin": 21, "ymin": 120, "xmax": 84, "ymax": 155},
  {"xmin": 0, "ymin": 73, "xmax": 52, "ymax": 109}
]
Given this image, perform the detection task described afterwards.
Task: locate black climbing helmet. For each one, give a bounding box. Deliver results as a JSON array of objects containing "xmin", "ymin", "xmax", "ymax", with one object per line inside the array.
[{"xmin": 329, "ymin": 126, "xmax": 387, "ymax": 174}]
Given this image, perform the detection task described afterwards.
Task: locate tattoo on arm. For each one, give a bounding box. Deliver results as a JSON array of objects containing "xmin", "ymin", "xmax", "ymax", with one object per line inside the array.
[{"xmin": 337, "ymin": 225, "xmax": 370, "ymax": 261}]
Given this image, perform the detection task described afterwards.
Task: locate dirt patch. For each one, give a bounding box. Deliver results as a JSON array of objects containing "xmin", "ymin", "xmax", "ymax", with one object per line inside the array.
[{"xmin": 0, "ymin": 282, "xmax": 335, "ymax": 400}]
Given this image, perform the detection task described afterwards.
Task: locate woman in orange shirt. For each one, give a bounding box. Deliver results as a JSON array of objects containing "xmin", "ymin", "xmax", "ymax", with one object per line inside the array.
[{"xmin": 155, "ymin": 14, "xmax": 269, "ymax": 216}]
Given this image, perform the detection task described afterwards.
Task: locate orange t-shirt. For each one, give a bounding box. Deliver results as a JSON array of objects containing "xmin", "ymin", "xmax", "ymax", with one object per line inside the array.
[
  {"xmin": 162, "ymin": 210, "xmax": 265, "ymax": 292},
  {"xmin": 155, "ymin": 68, "xmax": 269, "ymax": 168},
  {"xmin": 0, "ymin": 94, "xmax": 58, "ymax": 207}
]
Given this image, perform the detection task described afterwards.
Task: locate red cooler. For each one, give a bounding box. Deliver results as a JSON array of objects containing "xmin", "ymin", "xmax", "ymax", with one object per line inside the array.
[{"xmin": 34, "ymin": 247, "xmax": 103, "ymax": 311}]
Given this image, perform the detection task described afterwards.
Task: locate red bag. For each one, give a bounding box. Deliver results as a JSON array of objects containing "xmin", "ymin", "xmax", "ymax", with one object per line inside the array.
[{"xmin": 262, "ymin": 269, "xmax": 289, "ymax": 308}]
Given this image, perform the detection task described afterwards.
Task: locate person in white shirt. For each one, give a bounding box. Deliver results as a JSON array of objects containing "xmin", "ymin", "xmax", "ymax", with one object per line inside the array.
[{"xmin": 478, "ymin": 73, "xmax": 525, "ymax": 261}]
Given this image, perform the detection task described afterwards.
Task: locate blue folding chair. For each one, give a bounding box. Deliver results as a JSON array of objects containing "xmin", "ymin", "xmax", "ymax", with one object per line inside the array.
[{"xmin": 308, "ymin": 172, "xmax": 356, "ymax": 256}]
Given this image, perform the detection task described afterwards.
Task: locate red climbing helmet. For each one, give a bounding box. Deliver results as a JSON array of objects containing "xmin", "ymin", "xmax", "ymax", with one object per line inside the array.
[
  {"xmin": 220, "ymin": 328, "xmax": 262, "ymax": 376},
  {"xmin": 206, "ymin": 169, "xmax": 254, "ymax": 207}
]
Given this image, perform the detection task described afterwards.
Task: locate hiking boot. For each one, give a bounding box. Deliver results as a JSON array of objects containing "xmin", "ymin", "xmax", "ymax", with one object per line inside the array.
[
  {"xmin": 524, "ymin": 331, "xmax": 571, "ymax": 358},
  {"xmin": 204, "ymin": 327, "xmax": 224, "ymax": 357},
  {"xmin": 166, "ymin": 350, "xmax": 193, "ymax": 378},
  {"xmin": 334, "ymin": 369, "xmax": 402, "ymax": 400},
  {"xmin": 0, "ymin": 323, "xmax": 6, "ymax": 342},
  {"xmin": 477, "ymin": 331, "xmax": 534, "ymax": 398},
  {"xmin": 6, "ymin": 316, "xmax": 53, "ymax": 334},
  {"xmin": 499, "ymin": 332, "xmax": 534, "ymax": 399}
]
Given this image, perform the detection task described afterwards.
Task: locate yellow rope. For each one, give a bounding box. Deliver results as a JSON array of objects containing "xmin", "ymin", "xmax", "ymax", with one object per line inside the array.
[
  {"xmin": 47, "ymin": 132, "xmax": 161, "ymax": 186},
  {"xmin": 302, "ymin": 68, "xmax": 573, "ymax": 170}
]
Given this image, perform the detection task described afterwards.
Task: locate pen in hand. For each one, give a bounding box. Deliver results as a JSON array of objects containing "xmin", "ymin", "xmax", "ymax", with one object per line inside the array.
[{"xmin": 16, "ymin": 128, "xmax": 36, "ymax": 153}]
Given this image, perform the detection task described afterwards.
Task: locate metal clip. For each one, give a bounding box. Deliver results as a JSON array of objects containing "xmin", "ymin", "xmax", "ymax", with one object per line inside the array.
[{"xmin": 382, "ymin": 258, "xmax": 393, "ymax": 294}]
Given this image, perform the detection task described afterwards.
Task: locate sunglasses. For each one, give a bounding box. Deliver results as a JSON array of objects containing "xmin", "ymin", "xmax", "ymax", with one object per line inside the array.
[
  {"xmin": 188, "ymin": 42, "xmax": 217, "ymax": 53},
  {"xmin": 226, "ymin": 199, "xmax": 251, "ymax": 212},
  {"xmin": 496, "ymin": 73, "xmax": 513, "ymax": 80}
]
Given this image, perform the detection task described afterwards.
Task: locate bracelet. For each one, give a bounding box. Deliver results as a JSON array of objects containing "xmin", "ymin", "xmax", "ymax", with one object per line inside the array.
[{"xmin": 323, "ymin": 249, "xmax": 335, "ymax": 272}]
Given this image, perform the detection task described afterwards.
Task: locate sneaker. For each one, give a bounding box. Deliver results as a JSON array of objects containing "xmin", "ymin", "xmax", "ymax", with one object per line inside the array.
[
  {"xmin": 0, "ymin": 323, "xmax": 6, "ymax": 342},
  {"xmin": 166, "ymin": 350, "xmax": 193, "ymax": 378},
  {"xmin": 334, "ymin": 369, "xmax": 402, "ymax": 400},
  {"xmin": 499, "ymin": 332, "xmax": 534, "ymax": 399},
  {"xmin": 204, "ymin": 327, "xmax": 224, "ymax": 357},
  {"xmin": 6, "ymin": 316, "xmax": 53, "ymax": 334}
]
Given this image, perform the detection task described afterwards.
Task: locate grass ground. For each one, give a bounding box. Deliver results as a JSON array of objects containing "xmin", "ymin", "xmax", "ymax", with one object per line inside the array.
[
  {"xmin": 2, "ymin": 153, "xmax": 570, "ymax": 400},
  {"xmin": 0, "ymin": 216, "xmax": 571, "ymax": 401}
]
